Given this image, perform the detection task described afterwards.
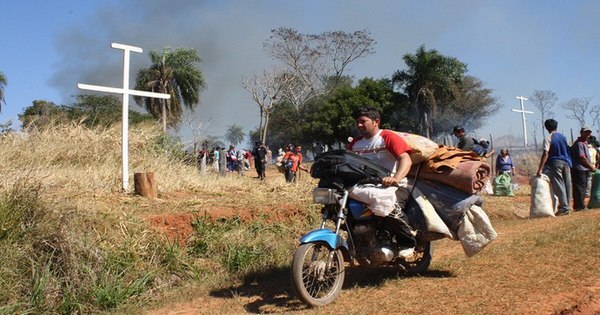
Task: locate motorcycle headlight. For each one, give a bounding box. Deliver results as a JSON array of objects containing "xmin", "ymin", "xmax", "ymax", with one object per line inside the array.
[{"xmin": 312, "ymin": 188, "xmax": 338, "ymax": 205}]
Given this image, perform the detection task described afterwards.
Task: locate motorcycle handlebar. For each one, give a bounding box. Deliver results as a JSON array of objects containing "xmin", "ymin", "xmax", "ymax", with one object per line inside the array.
[
  {"xmin": 357, "ymin": 177, "xmax": 383, "ymax": 185},
  {"xmin": 356, "ymin": 177, "xmax": 401, "ymax": 187}
]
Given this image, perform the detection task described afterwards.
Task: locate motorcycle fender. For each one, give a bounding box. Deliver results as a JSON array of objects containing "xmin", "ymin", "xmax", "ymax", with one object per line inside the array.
[{"xmin": 299, "ymin": 229, "xmax": 348, "ymax": 251}]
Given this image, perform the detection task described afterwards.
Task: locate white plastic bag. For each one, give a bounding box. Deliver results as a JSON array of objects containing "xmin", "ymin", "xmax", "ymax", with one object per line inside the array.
[
  {"xmin": 458, "ymin": 205, "xmax": 497, "ymax": 257},
  {"xmin": 529, "ymin": 175, "xmax": 556, "ymax": 218},
  {"xmin": 348, "ymin": 185, "xmax": 398, "ymax": 217}
]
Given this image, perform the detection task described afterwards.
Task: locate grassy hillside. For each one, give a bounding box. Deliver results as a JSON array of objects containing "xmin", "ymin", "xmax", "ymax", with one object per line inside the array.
[{"xmin": 0, "ymin": 123, "xmax": 315, "ymax": 314}]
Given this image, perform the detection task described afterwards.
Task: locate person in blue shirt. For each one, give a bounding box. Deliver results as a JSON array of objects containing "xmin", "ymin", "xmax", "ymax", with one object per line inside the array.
[
  {"xmin": 496, "ymin": 148, "xmax": 515, "ymax": 175},
  {"xmin": 536, "ymin": 119, "xmax": 572, "ymax": 215}
]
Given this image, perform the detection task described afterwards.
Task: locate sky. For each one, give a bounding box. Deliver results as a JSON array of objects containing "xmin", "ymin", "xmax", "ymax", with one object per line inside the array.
[{"xmin": 1, "ymin": 0, "xmax": 600, "ymax": 148}]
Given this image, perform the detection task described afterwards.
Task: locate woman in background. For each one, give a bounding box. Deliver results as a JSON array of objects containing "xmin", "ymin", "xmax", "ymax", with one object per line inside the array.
[{"xmin": 496, "ymin": 148, "xmax": 515, "ymax": 176}]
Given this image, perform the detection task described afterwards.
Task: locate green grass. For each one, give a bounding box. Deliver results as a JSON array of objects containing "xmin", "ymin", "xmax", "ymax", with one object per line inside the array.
[{"xmin": 0, "ymin": 172, "xmax": 310, "ymax": 313}]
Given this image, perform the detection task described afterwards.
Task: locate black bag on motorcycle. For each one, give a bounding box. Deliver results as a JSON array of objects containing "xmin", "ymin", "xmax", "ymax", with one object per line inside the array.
[{"xmin": 310, "ymin": 149, "xmax": 390, "ymax": 187}]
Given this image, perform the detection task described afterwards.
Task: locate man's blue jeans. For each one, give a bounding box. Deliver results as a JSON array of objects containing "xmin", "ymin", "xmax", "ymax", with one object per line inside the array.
[{"xmin": 545, "ymin": 159, "xmax": 572, "ymax": 213}]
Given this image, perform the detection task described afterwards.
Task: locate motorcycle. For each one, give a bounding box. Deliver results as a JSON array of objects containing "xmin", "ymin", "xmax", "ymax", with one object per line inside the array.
[{"xmin": 291, "ymin": 178, "xmax": 434, "ymax": 307}]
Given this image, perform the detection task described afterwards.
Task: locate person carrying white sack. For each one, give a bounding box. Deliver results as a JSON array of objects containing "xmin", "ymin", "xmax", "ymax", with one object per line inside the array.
[{"xmin": 347, "ymin": 107, "xmax": 415, "ymax": 257}]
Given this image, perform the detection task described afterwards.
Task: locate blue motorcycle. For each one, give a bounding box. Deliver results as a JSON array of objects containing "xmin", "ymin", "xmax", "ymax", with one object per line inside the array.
[{"xmin": 291, "ymin": 180, "xmax": 433, "ymax": 307}]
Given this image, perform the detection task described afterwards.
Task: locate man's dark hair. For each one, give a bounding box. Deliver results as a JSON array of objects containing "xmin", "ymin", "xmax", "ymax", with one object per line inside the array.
[
  {"xmin": 453, "ymin": 126, "xmax": 465, "ymax": 133},
  {"xmin": 352, "ymin": 107, "xmax": 381, "ymax": 121},
  {"xmin": 544, "ymin": 119, "xmax": 558, "ymax": 132}
]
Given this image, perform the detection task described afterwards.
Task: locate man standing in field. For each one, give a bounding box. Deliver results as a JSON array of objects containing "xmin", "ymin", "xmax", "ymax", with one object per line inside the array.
[
  {"xmin": 570, "ymin": 127, "xmax": 597, "ymax": 211},
  {"xmin": 536, "ymin": 119, "xmax": 572, "ymax": 216},
  {"xmin": 252, "ymin": 141, "xmax": 267, "ymax": 180}
]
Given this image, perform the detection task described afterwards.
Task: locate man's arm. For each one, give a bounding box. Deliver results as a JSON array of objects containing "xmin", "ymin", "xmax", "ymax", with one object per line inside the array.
[
  {"xmin": 484, "ymin": 148, "xmax": 495, "ymax": 158},
  {"xmin": 536, "ymin": 150, "xmax": 549, "ymax": 176},
  {"xmin": 298, "ymin": 155, "xmax": 309, "ymax": 172},
  {"xmin": 579, "ymin": 156, "xmax": 597, "ymax": 172},
  {"xmin": 383, "ymin": 152, "xmax": 411, "ymax": 186}
]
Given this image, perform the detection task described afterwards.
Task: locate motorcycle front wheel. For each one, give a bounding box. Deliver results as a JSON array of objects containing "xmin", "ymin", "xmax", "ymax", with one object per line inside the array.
[{"xmin": 291, "ymin": 242, "xmax": 345, "ymax": 307}]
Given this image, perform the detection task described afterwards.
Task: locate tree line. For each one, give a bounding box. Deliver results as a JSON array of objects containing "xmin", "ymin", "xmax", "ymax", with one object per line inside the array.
[{"xmin": 244, "ymin": 28, "xmax": 501, "ymax": 151}]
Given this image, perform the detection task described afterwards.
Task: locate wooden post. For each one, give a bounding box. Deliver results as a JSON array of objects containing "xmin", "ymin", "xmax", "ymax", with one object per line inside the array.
[{"xmin": 134, "ymin": 172, "xmax": 157, "ymax": 199}]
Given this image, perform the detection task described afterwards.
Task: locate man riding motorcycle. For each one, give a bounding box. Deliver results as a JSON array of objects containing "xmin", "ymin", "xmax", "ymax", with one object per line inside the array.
[{"xmin": 346, "ymin": 107, "xmax": 416, "ymax": 257}]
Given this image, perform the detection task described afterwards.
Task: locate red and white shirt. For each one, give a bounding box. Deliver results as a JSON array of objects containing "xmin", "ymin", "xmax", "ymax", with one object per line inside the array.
[{"xmin": 347, "ymin": 130, "xmax": 412, "ymax": 175}]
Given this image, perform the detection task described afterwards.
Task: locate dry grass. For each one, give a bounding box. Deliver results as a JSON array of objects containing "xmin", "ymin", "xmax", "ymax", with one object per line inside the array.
[
  {"xmin": 0, "ymin": 122, "xmax": 204, "ymax": 195},
  {"xmin": 2, "ymin": 123, "xmax": 599, "ymax": 314},
  {"xmin": 0, "ymin": 123, "xmax": 318, "ymax": 313}
]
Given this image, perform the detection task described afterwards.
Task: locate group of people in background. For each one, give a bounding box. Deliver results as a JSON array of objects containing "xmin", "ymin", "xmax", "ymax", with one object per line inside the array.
[
  {"xmin": 536, "ymin": 120, "xmax": 598, "ymax": 214},
  {"xmin": 195, "ymin": 145, "xmax": 254, "ymax": 177},
  {"xmin": 454, "ymin": 121, "xmax": 600, "ymax": 210},
  {"xmin": 194, "ymin": 140, "xmax": 312, "ymax": 183}
]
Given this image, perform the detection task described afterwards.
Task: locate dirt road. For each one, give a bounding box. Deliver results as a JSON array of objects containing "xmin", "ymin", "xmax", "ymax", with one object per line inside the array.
[{"xmin": 145, "ymin": 188, "xmax": 600, "ymax": 315}]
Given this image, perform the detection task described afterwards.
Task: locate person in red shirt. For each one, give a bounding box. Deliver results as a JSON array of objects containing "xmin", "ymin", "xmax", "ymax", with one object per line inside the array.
[
  {"xmin": 283, "ymin": 144, "xmax": 309, "ymax": 182},
  {"xmin": 347, "ymin": 107, "xmax": 415, "ymax": 257},
  {"xmin": 347, "ymin": 108, "xmax": 412, "ymax": 187}
]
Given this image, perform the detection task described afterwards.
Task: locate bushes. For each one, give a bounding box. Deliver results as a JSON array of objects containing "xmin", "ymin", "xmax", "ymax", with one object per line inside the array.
[
  {"xmin": 0, "ymin": 178, "xmax": 201, "ymax": 313},
  {"xmin": 0, "ymin": 178, "xmax": 68, "ymax": 313}
]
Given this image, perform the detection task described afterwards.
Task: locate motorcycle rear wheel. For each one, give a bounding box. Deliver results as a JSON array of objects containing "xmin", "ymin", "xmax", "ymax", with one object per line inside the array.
[{"xmin": 291, "ymin": 242, "xmax": 345, "ymax": 307}]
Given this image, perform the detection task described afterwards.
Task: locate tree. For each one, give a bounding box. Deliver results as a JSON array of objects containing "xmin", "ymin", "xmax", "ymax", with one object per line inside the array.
[
  {"xmin": 317, "ymin": 30, "xmax": 376, "ymax": 88},
  {"xmin": 263, "ymin": 101, "xmax": 305, "ymax": 150},
  {"xmin": 301, "ymin": 77, "xmax": 407, "ymax": 147},
  {"xmin": 241, "ymin": 68, "xmax": 293, "ymax": 143},
  {"xmin": 562, "ymin": 97, "xmax": 590, "ymax": 127},
  {"xmin": 197, "ymin": 135, "xmax": 224, "ymax": 151},
  {"xmin": 135, "ymin": 47, "xmax": 206, "ymax": 131},
  {"xmin": 18, "ymin": 96, "xmax": 154, "ymax": 130},
  {"xmin": 434, "ymin": 75, "xmax": 500, "ymax": 135},
  {"xmin": 264, "ymin": 28, "xmax": 375, "ymax": 109},
  {"xmin": 392, "ymin": 45, "xmax": 467, "ymax": 138},
  {"xmin": 183, "ymin": 114, "xmax": 212, "ymax": 152},
  {"xmin": 0, "ymin": 71, "xmax": 6, "ymax": 113},
  {"xmin": 225, "ymin": 124, "xmax": 245, "ymax": 146},
  {"xmin": 68, "ymin": 95, "xmax": 154, "ymax": 127},
  {"xmin": 590, "ymin": 104, "xmax": 600, "ymax": 134},
  {"xmin": 18, "ymin": 100, "xmax": 68, "ymax": 129},
  {"xmin": 0, "ymin": 120, "xmax": 14, "ymax": 134},
  {"xmin": 529, "ymin": 90, "xmax": 557, "ymax": 136}
]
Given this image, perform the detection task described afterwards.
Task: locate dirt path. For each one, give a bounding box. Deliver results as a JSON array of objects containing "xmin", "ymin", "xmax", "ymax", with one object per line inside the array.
[{"xmin": 142, "ymin": 187, "xmax": 600, "ymax": 315}]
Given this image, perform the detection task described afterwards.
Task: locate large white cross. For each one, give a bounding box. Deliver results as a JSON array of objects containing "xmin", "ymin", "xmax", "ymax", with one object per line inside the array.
[
  {"xmin": 78, "ymin": 43, "xmax": 171, "ymax": 191},
  {"xmin": 511, "ymin": 96, "xmax": 534, "ymax": 148}
]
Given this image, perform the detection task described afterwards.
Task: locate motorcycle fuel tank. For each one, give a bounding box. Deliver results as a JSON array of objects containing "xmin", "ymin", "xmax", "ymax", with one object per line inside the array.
[{"xmin": 347, "ymin": 199, "xmax": 374, "ymax": 220}]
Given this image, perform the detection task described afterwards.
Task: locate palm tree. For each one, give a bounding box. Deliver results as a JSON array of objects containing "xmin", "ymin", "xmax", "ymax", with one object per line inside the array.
[
  {"xmin": 0, "ymin": 71, "xmax": 7, "ymax": 113},
  {"xmin": 392, "ymin": 45, "xmax": 466, "ymax": 138},
  {"xmin": 134, "ymin": 48, "xmax": 206, "ymax": 131},
  {"xmin": 225, "ymin": 124, "xmax": 245, "ymax": 146}
]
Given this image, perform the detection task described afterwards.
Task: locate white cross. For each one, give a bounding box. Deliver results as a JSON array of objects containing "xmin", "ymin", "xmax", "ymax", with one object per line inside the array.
[
  {"xmin": 511, "ymin": 96, "xmax": 534, "ymax": 147},
  {"xmin": 78, "ymin": 43, "xmax": 171, "ymax": 191}
]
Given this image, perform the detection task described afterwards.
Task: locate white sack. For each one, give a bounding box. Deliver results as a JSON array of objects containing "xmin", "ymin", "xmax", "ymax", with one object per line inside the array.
[
  {"xmin": 411, "ymin": 187, "xmax": 457, "ymax": 239},
  {"xmin": 529, "ymin": 174, "xmax": 556, "ymax": 218},
  {"xmin": 348, "ymin": 185, "xmax": 398, "ymax": 217},
  {"xmin": 458, "ymin": 205, "xmax": 498, "ymax": 257}
]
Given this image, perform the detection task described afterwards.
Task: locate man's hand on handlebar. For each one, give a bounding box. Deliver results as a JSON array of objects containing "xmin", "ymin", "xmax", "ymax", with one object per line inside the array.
[
  {"xmin": 381, "ymin": 176, "xmax": 400, "ymax": 187},
  {"xmin": 356, "ymin": 177, "xmax": 401, "ymax": 187}
]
